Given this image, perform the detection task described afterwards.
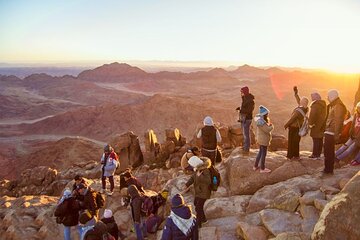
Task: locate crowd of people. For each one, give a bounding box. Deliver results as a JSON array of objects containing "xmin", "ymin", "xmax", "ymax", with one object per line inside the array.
[{"xmin": 55, "ymin": 85, "xmax": 360, "ymax": 240}]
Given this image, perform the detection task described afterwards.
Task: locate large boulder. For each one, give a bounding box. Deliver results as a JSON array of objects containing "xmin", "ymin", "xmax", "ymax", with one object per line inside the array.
[
  {"xmin": 204, "ymin": 195, "xmax": 251, "ymax": 219},
  {"xmin": 110, "ymin": 131, "xmax": 144, "ymax": 171},
  {"xmin": 237, "ymin": 221, "xmax": 268, "ymax": 240},
  {"xmin": 225, "ymin": 148, "xmax": 323, "ymax": 196},
  {"xmin": 269, "ymin": 134, "xmax": 288, "ymax": 151},
  {"xmin": 260, "ymin": 209, "xmax": 303, "ymax": 236},
  {"xmin": 312, "ymin": 170, "xmax": 360, "ymax": 240},
  {"xmin": 165, "ymin": 128, "xmax": 186, "ymax": 147}
]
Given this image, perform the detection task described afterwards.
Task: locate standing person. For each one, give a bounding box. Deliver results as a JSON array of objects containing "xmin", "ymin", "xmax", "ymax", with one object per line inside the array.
[
  {"xmin": 54, "ymin": 189, "xmax": 81, "ymax": 240},
  {"xmin": 101, "ymin": 209, "xmax": 127, "ymax": 240},
  {"xmin": 161, "ymin": 193, "xmax": 198, "ymax": 240},
  {"xmin": 101, "ymin": 144, "xmax": 119, "ymax": 196},
  {"xmin": 184, "ymin": 157, "xmax": 212, "ymax": 228},
  {"xmin": 128, "ymin": 185, "xmax": 146, "ymax": 240},
  {"xmin": 77, "ymin": 183, "xmax": 99, "ymax": 218},
  {"xmin": 181, "ymin": 147, "xmax": 201, "ymax": 173},
  {"xmin": 197, "ymin": 116, "xmax": 222, "ymax": 165},
  {"xmin": 236, "ymin": 86, "xmax": 255, "ymax": 153},
  {"xmin": 323, "ymin": 89, "xmax": 347, "ymax": 176},
  {"xmin": 253, "ymin": 106, "xmax": 274, "ymax": 173},
  {"xmin": 308, "ymin": 92, "xmax": 327, "ymax": 159},
  {"xmin": 284, "ymin": 86, "xmax": 309, "ymax": 160}
]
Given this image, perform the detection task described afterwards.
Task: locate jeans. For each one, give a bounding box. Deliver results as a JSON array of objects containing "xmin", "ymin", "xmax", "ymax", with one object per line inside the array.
[
  {"xmin": 335, "ymin": 138, "xmax": 358, "ymax": 161},
  {"xmin": 324, "ymin": 134, "xmax": 335, "ymax": 173},
  {"xmin": 255, "ymin": 145, "xmax": 268, "ymax": 170},
  {"xmin": 242, "ymin": 119, "xmax": 252, "ymax": 151},
  {"xmin": 194, "ymin": 197, "xmax": 207, "ymax": 227},
  {"xmin": 64, "ymin": 226, "xmax": 71, "ymax": 240},
  {"xmin": 312, "ymin": 137, "xmax": 323, "ymax": 157},
  {"xmin": 354, "ymin": 151, "xmax": 360, "ymax": 163},
  {"xmin": 102, "ymin": 175, "xmax": 114, "ymax": 191},
  {"xmin": 134, "ymin": 221, "xmax": 147, "ymax": 240}
]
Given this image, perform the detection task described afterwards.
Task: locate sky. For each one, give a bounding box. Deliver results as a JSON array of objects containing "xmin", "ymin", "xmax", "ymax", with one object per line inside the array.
[{"xmin": 0, "ymin": 0, "xmax": 359, "ymax": 73}]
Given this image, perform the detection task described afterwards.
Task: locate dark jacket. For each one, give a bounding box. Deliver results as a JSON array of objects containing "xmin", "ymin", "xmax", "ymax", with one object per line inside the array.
[
  {"xmin": 325, "ymin": 97, "xmax": 347, "ymax": 141},
  {"xmin": 101, "ymin": 217, "xmax": 119, "ymax": 240},
  {"xmin": 125, "ymin": 177, "xmax": 145, "ymax": 193},
  {"xmin": 185, "ymin": 158, "xmax": 212, "ymax": 200},
  {"xmin": 284, "ymin": 106, "xmax": 308, "ymax": 129},
  {"xmin": 240, "ymin": 93, "xmax": 255, "ymax": 120},
  {"xmin": 84, "ymin": 221, "xmax": 113, "ymax": 240},
  {"xmin": 128, "ymin": 185, "xmax": 143, "ymax": 223},
  {"xmin": 308, "ymin": 100, "xmax": 327, "ymax": 138},
  {"xmin": 80, "ymin": 188, "xmax": 98, "ymax": 217},
  {"xmin": 201, "ymin": 126, "xmax": 217, "ymax": 150},
  {"xmin": 161, "ymin": 205, "xmax": 198, "ymax": 240},
  {"xmin": 54, "ymin": 197, "xmax": 80, "ymax": 227}
]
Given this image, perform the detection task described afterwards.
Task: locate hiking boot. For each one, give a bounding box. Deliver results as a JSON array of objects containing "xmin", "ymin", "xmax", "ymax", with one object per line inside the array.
[
  {"xmin": 107, "ymin": 191, "xmax": 113, "ymax": 196},
  {"xmin": 253, "ymin": 166, "xmax": 259, "ymax": 171},
  {"xmin": 309, "ymin": 155, "xmax": 316, "ymax": 158},
  {"xmin": 291, "ymin": 157, "xmax": 300, "ymax": 161},
  {"xmin": 320, "ymin": 172, "xmax": 334, "ymax": 178},
  {"xmin": 202, "ymin": 220, "xmax": 209, "ymax": 226},
  {"xmin": 100, "ymin": 189, "xmax": 106, "ymax": 194},
  {"xmin": 260, "ymin": 168, "xmax": 271, "ymax": 173}
]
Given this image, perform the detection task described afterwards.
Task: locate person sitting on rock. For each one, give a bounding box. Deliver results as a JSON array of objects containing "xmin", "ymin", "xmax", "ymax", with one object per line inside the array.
[
  {"xmin": 197, "ymin": 116, "xmax": 222, "ymax": 165},
  {"xmin": 128, "ymin": 184, "xmax": 147, "ymax": 240},
  {"xmin": 284, "ymin": 86, "xmax": 309, "ymax": 160},
  {"xmin": 101, "ymin": 144, "xmax": 119, "ymax": 196},
  {"xmin": 161, "ymin": 193, "xmax": 198, "ymax": 240},
  {"xmin": 184, "ymin": 157, "xmax": 212, "ymax": 228},
  {"xmin": 54, "ymin": 189, "xmax": 81, "ymax": 240},
  {"xmin": 101, "ymin": 209, "xmax": 127, "ymax": 240},
  {"xmin": 335, "ymin": 102, "xmax": 360, "ymax": 166},
  {"xmin": 79, "ymin": 210, "xmax": 97, "ymax": 240},
  {"xmin": 181, "ymin": 146, "xmax": 201, "ymax": 174},
  {"xmin": 253, "ymin": 105, "xmax": 274, "ymax": 173},
  {"xmin": 81, "ymin": 219, "xmax": 116, "ymax": 240},
  {"xmin": 120, "ymin": 169, "xmax": 145, "ymax": 207},
  {"xmin": 77, "ymin": 183, "xmax": 99, "ymax": 218}
]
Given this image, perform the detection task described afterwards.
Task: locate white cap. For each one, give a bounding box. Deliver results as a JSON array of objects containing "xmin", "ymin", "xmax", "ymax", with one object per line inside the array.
[
  {"xmin": 188, "ymin": 156, "xmax": 203, "ymax": 169},
  {"xmin": 103, "ymin": 209, "xmax": 113, "ymax": 218}
]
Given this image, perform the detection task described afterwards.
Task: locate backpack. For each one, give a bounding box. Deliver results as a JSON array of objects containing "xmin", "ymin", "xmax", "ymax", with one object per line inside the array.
[
  {"xmin": 96, "ymin": 191, "xmax": 105, "ymax": 209},
  {"xmin": 208, "ymin": 165, "xmax": 221, "ymax": 191},
  {"xmin": 296, "ymin": 108, "xmax": 309, "ymax": 137},
  {"xmin": 141, "ymin": 195, "xmax": 155, "ymax": 217}
]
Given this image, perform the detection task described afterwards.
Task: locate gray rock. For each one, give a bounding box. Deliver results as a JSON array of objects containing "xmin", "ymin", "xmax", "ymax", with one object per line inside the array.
[{"xmin": 260, "ymin": 209, "xmax": 302, "ymax": 236}]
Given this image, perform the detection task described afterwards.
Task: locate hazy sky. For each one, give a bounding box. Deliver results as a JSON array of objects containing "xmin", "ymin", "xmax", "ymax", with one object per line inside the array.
[{"xmin": 0, "ymin": 0, "xmax": 359, "ymax": 72}]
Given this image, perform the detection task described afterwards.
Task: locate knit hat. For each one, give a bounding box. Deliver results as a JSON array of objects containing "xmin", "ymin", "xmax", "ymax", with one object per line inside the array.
[
  {"xmin": 93, "ymin": 221, "xmax": 108, "ymax": 235},
  {"xmin": 203, "ymin": 116, "xmax": 214, "ymax": 126},
  {"xmin": 300, "ymin": 97, "xmax": 309, "ymax": 108},
  {"xmin": 311, "ymin": 92, "xmax": 322, "ymax": 101},
  {"xmin": 171, "ymin": 193, "xmax": 185, "ymax": 208},
  {"xmin": 259, "ymin": 105, "xmax": 269, "ymax": 116},
  {"xmin": 79, "ymin": 210, "xmax": 92, "ymax": 224},
  {"xmin": 104, "ymin": 144, "xmax": 112, "ymax": 152},
  {"xmin": 63, "ymin": 189, "xmax": 72, "ymax": 198},
  {"xmin": 241, "ymin": 86, "xmax": 249, "ymax": 95},
  {"xmin": 103, "ymin": 209, "xmax": 113, "ymax": 218},
  {"xmin": 328, "ymin": 89, "xmax": 339, "ymax": 103}
]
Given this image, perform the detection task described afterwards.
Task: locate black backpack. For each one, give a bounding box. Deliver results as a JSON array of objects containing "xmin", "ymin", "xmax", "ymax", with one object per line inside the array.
[
  {"xmin": 208, "ymin": 166, "xmax": 221, "ymax": 191},
  {"xmin": 96, "ymin": 191, "xmax": 105, "ymax": 209}
]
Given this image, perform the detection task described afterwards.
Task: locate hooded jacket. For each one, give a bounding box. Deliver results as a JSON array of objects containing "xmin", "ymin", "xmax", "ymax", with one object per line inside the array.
[
  {"xmin": 284, "ymin": 106, "xmax": 308, "ymax": 129},
  {"xmin": 308, "ymin": 100, "xmax": 327, "ymax": 138},
  {"xmin": 197, "ymin": 117, "xmax": 222, "ymax": 150},
  {"xmin": 325, "ymin": 97, "xmax": 347, "ymax": 139},
  {"xmin": 79, "ymin": 187, "xmax": 98, "ymax": 217},
  {"xmin": 101, "ymin": 151, "xmax": 119, "ymax": 177},
  {"xmin": 255, "ymin": 115, "xmax": 274, "ymax": 146},
  {"xmin": 181, "ymin": 152, "xmax": 196, "ymax": 171},
  {"xmin": 128, "ymin": 185, "xmax": 143, "ymax": 223},
  {"xmin": 161, "ymin": 205, "xmax": 198, "ymax": 240},
  {"xmin": 240, "ymin": 93, "xmax": 255, "ymax": 120},
  {"xmin": 185, "ymin": 158, "xmax": 212, "ymax": 199}
]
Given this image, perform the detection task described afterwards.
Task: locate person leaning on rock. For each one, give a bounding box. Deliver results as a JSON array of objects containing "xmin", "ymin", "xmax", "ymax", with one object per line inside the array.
[{"xmin": 197, "ymin": 116, "xmax": 222, "ymax": 165}]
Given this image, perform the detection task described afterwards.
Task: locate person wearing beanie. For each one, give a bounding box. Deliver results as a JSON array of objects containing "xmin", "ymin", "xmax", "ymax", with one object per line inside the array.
[
  {"xmin": 184, "ymin": 157, "xmax": 212, "ymax": 228},
  {"xmin": 82, "ymin": 220, "xmax": 115, "ymax": 240},
  {"xmin": 100, "ymin": 144, "xmax": 119, "ymax": 196},
  {"xmin": 54, "ymin": 189, "xmax": 81, "ymax": 240},
  {"xmin": 308, "ymin": 92, "xmax": 327, "ymax": 159},
  {"xmin": 197, "ymin": 116, "xmax": 222, "ymax": 165},
  {"xmin": 284, "ymin": 86, "xmax": 309, "ymax": 160},
  {"xmin": 322, "ymin": 89, "xmax": 347, "ymax": 176},
  {"xmin": 101, "ymin": 209, "xmax": 126, "ymax": 240},
  {"xmin": 235, "ymin": 86, "xmax": 255, "ymax": 153},
  {"xmin": 161, "ymin": 193, "xmax": 199, "ymax": 240},
  {"xmin": 253, "ymin": 106, "xmax": 274, "ymax": 173},
  {"xmin": 77, "ymin": 184, "xmax": 99, "ymax": 219},
  {"xmin": 181, "ymin": 147, "xmax": 201, "ymax": 174}
]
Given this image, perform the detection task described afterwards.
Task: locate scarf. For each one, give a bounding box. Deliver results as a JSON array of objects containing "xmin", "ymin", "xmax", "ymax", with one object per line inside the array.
[{"xmin": 170, "ymin": 210, "xmax": 195, "ymax": 236}]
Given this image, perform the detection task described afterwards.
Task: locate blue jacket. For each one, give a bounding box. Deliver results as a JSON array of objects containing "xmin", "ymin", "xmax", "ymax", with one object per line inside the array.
[{"xmin": 161, "ymin": 205, "xmax": 198, "ymax": 240}]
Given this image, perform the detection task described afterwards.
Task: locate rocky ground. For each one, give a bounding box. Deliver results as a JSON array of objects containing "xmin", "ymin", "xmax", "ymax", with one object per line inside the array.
[{"xmin": 1, "ymin": 146, "xmax": 359, "ymax": 240}]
